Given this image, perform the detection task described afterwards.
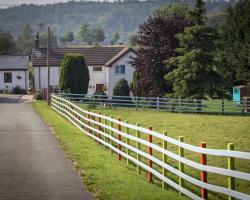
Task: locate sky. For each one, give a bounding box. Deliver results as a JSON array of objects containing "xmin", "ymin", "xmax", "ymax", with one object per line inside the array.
[{"xmin": 0, "ymin": 0, "xmax": 114, "ymax": 6}]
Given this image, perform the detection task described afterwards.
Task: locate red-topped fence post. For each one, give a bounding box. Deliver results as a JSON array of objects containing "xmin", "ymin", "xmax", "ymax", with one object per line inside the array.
[
  {"xmin": 200, "ymin": 142, "xmax": 208, "ymax": 200},
  {"xmin": 148, "ymin": 126, "xmax": 153, "ymax": 183},
  {"xmin": 118, "ymin": 117, "xmax": 122, "ymax": 161}
]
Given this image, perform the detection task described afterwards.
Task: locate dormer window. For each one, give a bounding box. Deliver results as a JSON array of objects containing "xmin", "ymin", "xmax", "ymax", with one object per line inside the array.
[{"xmin": 115, "ymin": 65, "xmax": 125, "ymax": 74}]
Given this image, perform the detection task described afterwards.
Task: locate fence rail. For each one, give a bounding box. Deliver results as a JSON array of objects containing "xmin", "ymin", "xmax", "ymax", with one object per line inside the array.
[
  {"xmin": 58, "ymin": 93, "xmax": 250, "ymax": 115},
  {"xmin": 51, "ymin": 94, "xmax": 250, "ymax": 200}
]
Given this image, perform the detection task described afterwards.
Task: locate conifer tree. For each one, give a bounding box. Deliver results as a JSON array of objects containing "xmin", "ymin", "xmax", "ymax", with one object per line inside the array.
[{"xmin": 165, "ymin": 0, "xmax": 221, "ymax": 99}]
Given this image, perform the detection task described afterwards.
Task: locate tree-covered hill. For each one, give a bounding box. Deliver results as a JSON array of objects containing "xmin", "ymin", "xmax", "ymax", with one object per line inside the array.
[{"xmin": 0, "ymin": 0, "xmax": 236, "ymax": 43}]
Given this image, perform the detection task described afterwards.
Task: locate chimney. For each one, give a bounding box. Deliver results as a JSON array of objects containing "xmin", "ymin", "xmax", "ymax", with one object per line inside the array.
[{"xmin": 34, "ymin": 32, "xmax": 40, "ymax": 50}]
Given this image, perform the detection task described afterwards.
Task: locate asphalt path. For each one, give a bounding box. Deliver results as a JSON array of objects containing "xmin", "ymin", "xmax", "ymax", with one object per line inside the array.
[{"xmin": 0, "ymin": 94, "xmax": 94, "ymax": 200}]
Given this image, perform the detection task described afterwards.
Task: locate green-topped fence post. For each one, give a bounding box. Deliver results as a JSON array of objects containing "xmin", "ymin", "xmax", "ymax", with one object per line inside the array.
[
  {"xmin": 162, "ymin": 131, "xmax": 168, "ymax": 190},
  {"xmin": 228, "ymin": 143, "xmax": 235, "ymax": 200},
  {"xmin": 178, "ymin": 136, "xmax": 184, "ymax": 194}
]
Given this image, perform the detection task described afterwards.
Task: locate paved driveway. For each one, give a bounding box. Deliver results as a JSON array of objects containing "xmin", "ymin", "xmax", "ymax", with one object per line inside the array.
[{"xmin": 0, "ymin": 95, "xmax": 94, "ymax": 200}]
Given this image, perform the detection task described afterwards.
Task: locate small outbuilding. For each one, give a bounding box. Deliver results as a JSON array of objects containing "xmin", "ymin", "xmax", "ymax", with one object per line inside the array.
[
  {"xmin": 233, "ymin": 85, "xmax": 248, "ymax": 102},
  {"xmin": 0, "ymin": 55, "xmax": 29, "ymax": 93}
]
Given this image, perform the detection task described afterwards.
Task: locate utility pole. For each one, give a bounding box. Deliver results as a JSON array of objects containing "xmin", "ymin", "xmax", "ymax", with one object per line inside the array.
[{"xmin": 47, "ymin": 26, "xmax": 51, "ymax": 106}]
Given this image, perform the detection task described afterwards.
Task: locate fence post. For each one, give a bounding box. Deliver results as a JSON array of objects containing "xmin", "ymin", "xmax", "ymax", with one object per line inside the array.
[
  {"xmin": 104, "ymin": 115, "xmax": 107, "ymax": 143},
  {"xmin": 162, "ymin": 131, "xmax": 168, "ymax": 190},
  {"xmin": 157, "ymin": 97, "xmax": 160, "ymax": 111},
  {"xmin": 136, "ymin": 96, "xmax": 138, "ymax": 111},
  {"xmin": 179, "ymin": 98, "xmax": 181, "ymax": 112},
  {"xmin": 148, "ymin": 127, "xmax": 153, "ymax": 183},
  {"xmin": 228, "ymin": 143, "xmax": 235, "ymax": 200},
  {"xmin": 178, "ymin": 136, "xmax": 184, "ymax": 194},
  {"xmin": 125, "ymin": 120, "xmax": 130, "ymax": 165},
  {"xmin": 222, "ymin": 98, "xmax": 225, "ymax": 115},
  {"xmin": 110, "ymin": 116, "xmax": 114, "ymax": 154},
  {"xmin": 136, "ymin": 122, "xmax": 141, "ymax": 174},
  {"xmin": 118, "ymin": 117, "xmax": 122, "ymax": 161},
  {"xmin": 200, "ymin": 142, "xmax": 208, "ymax": 200},
  {"xmin": 98, "ymin": 112, "xmax": 102, "ymax": 145},
  {"xmin": 87, "ymin": 113, "xmax": 91, "ymax": 133}
]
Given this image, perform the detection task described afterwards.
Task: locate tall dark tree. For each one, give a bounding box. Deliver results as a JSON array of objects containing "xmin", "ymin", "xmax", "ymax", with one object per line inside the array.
[
  {"xmin": 59, "ymin": 54, "xmax": 89, "ymax": 94},
  {"xmin": 132, "ymin": 5, "xmax": 192, "ymax": 97},
  {"xmin": 0, "ymin": 32, "xmax": 16, "ymax": 55},
  {"xmin": 165, "ymin": 0, "xmax": 222, "ymax": 99},
  {"xmin": 219, "ymin": 0, "xmax": 250, "ymax": 90}
]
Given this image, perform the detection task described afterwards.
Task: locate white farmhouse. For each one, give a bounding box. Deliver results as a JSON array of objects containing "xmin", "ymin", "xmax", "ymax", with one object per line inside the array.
[
  {"xmin": 0, "ymin": 55, "xmax": 29, "ymax": 92},
  {"xmin": 31, "ymin": 33, "xmax": 136, "ymax": 96}
]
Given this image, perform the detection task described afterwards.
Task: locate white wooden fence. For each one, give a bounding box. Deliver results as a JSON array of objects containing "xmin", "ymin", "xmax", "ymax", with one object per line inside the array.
[{"xmin": 51, "ymin": 94, "xmax": 250, "ymax": 200}]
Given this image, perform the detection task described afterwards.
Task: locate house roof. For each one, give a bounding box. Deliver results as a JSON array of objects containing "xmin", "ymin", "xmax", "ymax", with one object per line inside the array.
[
  {"xmin": 0, "ymin": 56, "xmax": 29, "ymax": 70},
  {"xmin": 234, "ymin": 85, "xmax": 247, "ymax": 89},
  {"xmin": 31, "ymin": 46, "xmax": 135, "ymax": 67}
]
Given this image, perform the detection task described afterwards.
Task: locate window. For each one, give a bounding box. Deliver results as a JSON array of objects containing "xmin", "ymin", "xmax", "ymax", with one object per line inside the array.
[
  {"xmin": 93, "ymin": 67, "xmax": 102, "ymax": 72},
  {"xmin": 115, "ymin": 65, "xmax": 125, "ymax": 74},
  {"xmin": 4, "ymin": 72, "xmax": 12, "ymax": 83}
]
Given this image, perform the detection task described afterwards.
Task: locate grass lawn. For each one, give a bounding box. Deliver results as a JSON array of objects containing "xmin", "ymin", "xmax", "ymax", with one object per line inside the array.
[
  {"xmin": 78, "ymin": 104, "xmax": 250, "ymax": 199},
  {"xmin": 33, "ymin": 101, "xmax": 188, "ymax": 200}
]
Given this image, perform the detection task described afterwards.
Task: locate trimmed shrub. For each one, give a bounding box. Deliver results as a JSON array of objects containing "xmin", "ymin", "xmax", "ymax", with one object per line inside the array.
[
  {"xmin": 35, "ymin": 91, "xmax": 43, "ymax": 100},
  {"xmin": 113, "ymin": 78, "xmax": 130, "ymax": 96},
  {"xmin": 59, "ymin": 53, "xmax": 89, "ymax": 94},
  {"xmin": 12, "ymin": 86, "xmax": 26, "ymax": 94}
]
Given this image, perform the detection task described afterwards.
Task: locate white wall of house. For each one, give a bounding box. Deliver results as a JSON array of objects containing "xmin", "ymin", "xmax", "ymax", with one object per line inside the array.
[
  {"xmin": 87, "ymin": 66, "xmax": 107, "ymax": 95},
  {"xmin": 0, "ymin": 70, "xmax": 29, "ymax": 91},
  {"xmin": 34, "ymin": 66, "xmax": 60, "ymax": 90},
  {"xmin": 107, "ymin": 51, "xmax": 136, "ymax": 96}
]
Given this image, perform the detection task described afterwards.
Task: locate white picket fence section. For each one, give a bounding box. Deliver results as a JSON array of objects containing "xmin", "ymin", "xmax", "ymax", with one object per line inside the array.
[{"xmin": 51, "ymin": 94, "xmax": 250, "ymax": 200}]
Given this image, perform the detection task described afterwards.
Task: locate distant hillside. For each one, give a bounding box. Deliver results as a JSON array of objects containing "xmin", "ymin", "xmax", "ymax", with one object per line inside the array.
[{"xmin": 0, "ymin": 0, "xmax": 236, "ymax": 43}]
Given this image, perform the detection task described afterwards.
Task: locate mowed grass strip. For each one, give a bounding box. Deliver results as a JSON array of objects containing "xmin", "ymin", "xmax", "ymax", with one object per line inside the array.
[
  {"xmin": 78, "ymin": 104, "xmax": 250, "ymax": 198},
  {"xmin": 33, "ymin": 101, "xmax": 188, "ymax": 200}
]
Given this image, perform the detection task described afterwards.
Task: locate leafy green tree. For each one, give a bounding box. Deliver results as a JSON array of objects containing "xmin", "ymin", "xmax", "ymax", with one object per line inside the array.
[
  {"xmin": 113, "ymin": 78, "xmax": 130, "ymax": 96},
  {"xmin": 165, "ymin": 0, "xmax": 221, "ymax": 99},
  {"xmin": 78, "ymin": 23, "xmax": 93, "ymax": 45},
  {"xmin": 92, "ymin": 27, "xmax": 105, "ymax": 44},
  {"xmin": 0, "ymin": 32, "xmax": 16, "ymax": 55},
  {"xmin": 111, "ymin": 31, "xmax": 120, "ymax": 45},
  {"xmin": 59, "ymin": 54, "xmax": 89, "ymax": 94},
  {"xmin": 16, "ymin": 24, "xmax": 33, "ymax": 55},
  {"xmin": 219, "ymin": 0, "xmax": 250, "ymax": 90},
  {"xmin": 132, "ymin": 5, "xmax": 192, "ymax": 97}
]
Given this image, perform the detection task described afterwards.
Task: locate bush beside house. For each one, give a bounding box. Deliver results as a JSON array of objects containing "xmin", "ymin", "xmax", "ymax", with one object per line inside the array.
[{"xmin": 59, "ymin": 53, "xmax": 89, "ymax": 94}]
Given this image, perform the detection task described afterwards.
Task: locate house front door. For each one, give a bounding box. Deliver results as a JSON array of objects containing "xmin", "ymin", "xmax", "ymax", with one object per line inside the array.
[{"xmin": 96, "ymin": 84, "xmax": 104, "ymax": 92}]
